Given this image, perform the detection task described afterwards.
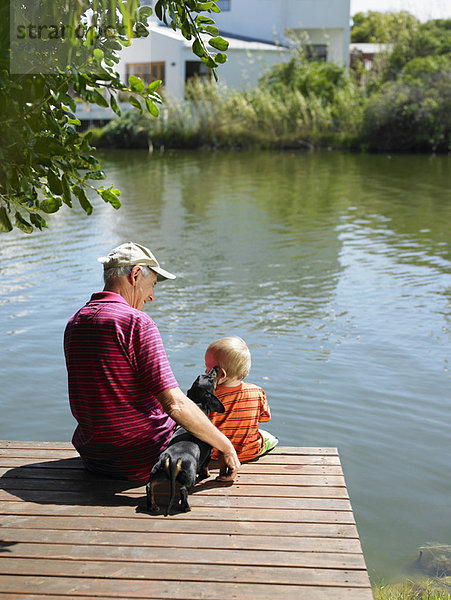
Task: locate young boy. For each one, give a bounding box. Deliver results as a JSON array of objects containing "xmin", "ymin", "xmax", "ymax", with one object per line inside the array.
[{"xmin": 205, "ymin": 336, "xmax": 278, "ymax": 462}]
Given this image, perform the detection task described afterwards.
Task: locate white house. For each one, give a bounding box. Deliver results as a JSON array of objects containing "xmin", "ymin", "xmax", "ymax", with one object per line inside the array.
[
  {"xmin": 116, "ymin": 22, "xmax": 290, "ymax": 100},
  {"xmin": 117, "ymin": 0, "xmax": 351, "ymax": 100}
]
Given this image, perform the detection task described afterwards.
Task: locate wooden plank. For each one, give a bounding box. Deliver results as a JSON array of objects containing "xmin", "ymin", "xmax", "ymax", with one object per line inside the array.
[
  {"xmin": 0, "ymin": 502, "xmax": 356, "ymax": 523},
  {"xmin": 0, "ymin": 515, "xmax": 360, "ymax": 538},
  {"xmin": 0, "ymin": 489, "xmax": 353, "ymax": 509},
  {"xmin": 0, "ymin": 454, "xmax": 341, "ymax": 474},
  {"xmin": 0, "ymin": 443, "xmax": 337, "ymax": 454},
  {"xmin": 0, "ymin": 465, "xmax": 344, "ymax": 479},
  {"xmin": 0, "ymin": 470, "xmax": 347, "ymax": 486},
  {"xmin": 0, "ymin": 577, "xmax": 373, "ymax": 600},
  {"xmin": 2, "ymin": 542, "xmax": 367, "ymax": 569},
  {"xmin": 0, "ymin": 445, "xmax": 337, "ymax": 459},
  {"xmin": 0, "ymin": 557, "xmax": 371, "ymax": 586},
  {"xmin": 0, "ymin": 441, "xmax": 74, "ymax": 449},
  {"xmin": 0, "ymin": 489, "xmax": 353, "ymax": 510},
  {"xmin": 0, "ymin": 527, "xmax": 364, "ymax": 553},
  {"xmin": 0, "ymin": 449, "xmax": 78, "ymax": 459},
  {"xmin": 0, "ymin": 478, "xmax": 348, "ymax": 495}
]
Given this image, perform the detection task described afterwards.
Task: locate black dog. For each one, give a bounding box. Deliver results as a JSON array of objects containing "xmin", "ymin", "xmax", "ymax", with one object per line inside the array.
[{"xmin": 146, "ymin": 366, "xmax": 225, "ymax": 516}]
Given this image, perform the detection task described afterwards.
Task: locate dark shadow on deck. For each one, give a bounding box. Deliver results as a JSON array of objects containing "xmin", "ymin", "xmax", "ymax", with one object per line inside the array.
[
  {"xmin": 0, "ymin": 459, "xmax": 144, "ymax": 507},
  {"xmin": 0, "ymin": 458, "xmax": 230, "ymax": 515}
]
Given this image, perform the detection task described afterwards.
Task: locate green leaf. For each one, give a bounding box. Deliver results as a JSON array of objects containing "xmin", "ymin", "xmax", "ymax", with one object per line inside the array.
[
  {"xmin": 129, "ymin": 75, "xmax": 145, "ymax": 93},
  {"xmin": 85, "ymin": 170, "xmax": 106, "ymax": 180},
  {"xmin": 61, "ymin": 176, "xmax": 72, "ymax": 208},
  {"xmin": 0, "ymin": 206, "xmax": 13, "ymax": 232},
  {"xmin": 202, "ymin": 25, "xmax": 219, "ymax": 36},
  {"xmin": 139, "ymin": 6, "xmax": 153, "ymax": 20},
  {"xmin": 73, "ymin": 186, "xmax": 93, "ymax": 215},
  {"xmin": 215, "ymin": 52, "xmax": 227, "ymax": 64},
  {"xmin": 93, "ymin": 48, "xmax": 104, "ymax": 63},
  {"xmin": 145, "ymin": 97, "xmax": 159, "ymax": 117},
  {"xmin": 135, "ymin": 22, "xmax": 149, "ymax": 37},
  {"xmin": 209, "ymin": 36, "xmax": 229, "ymax": 51},
  {"xmin": 155, "ymin": 0, "xmax": 163, "ymax": 21},
  {"xmin": 15, "ymin": 212, "xmax": 33, "ymax": 234},
  {"xmin": 39, "ymin": 197, "xmax": 62, "ymax": 214},
  {"xmin": 99, "ymin": 188, "xmax": 121, "ymax": 209},
  {"xmin": 30, "ymin": 213, "xmax": 48, "ymax": 230},
  {"xmin": 33, "ymin": 137, "xmax": 66, "ymax": 156},
  {"xmin": 110, "ymin": 95, "xmax": 121, "ymax": 117},
  {"xmin": 147, "ymin": 80, "xmax": 162, "ymax": 94},
  {"xmin": 129, "ymin": 95, "xmax": 143, "ymax": 113},
  {"xmin": 47, "ymin": 171, "xmax": 63, "ymax": 195},
  {"xmin": 195, "ymin": 15, "xmax": 216, "ymax": 25},
  {"xmin": 67, "ymin": 117, "xmax": 81, "ymax": 126},
  {"xmin": 193, "ymin": 39, "xmax": 205, "ymax": 58},
  {"xmin": 90, "ymin": 90, "xmax": 109, "ymax": 108},
  {"xmin": 201, "ymin": 55, "xmax": 218, "ymax": 68}
]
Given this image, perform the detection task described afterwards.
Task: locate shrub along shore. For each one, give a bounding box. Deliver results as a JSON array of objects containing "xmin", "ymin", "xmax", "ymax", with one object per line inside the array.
[{"xmin": 90, "ymin": 16, "xmax": 450, "ymax": 154}]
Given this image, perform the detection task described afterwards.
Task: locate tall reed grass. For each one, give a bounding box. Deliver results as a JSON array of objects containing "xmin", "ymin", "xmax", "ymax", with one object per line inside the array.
[{"xmin": 94, "ymin": 75, "xmax": 364, "ymax": 151}]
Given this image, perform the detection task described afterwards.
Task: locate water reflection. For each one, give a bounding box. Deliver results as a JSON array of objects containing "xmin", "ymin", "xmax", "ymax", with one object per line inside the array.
[{"xmin": 0, "ymin": 149, "xmax": 450, "ymax": 582}]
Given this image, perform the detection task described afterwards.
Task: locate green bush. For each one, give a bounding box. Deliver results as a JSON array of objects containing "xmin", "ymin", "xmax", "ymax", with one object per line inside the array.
[
  {"xmin": 94, "ymin": 110, "xmax": 150, "ymax": 149},
  {"xmin": 260, "ymin": 53, "xmax": 352, "ymax": 104},
  {"xmin": 360, "ymin": 57, "xmax": 451, "ymax": 152}
]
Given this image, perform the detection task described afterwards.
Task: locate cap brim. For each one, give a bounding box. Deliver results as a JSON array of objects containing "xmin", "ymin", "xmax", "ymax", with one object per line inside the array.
[{"xmin": 151, "ymin": 266, "xmax": 176, "ymax": 281}]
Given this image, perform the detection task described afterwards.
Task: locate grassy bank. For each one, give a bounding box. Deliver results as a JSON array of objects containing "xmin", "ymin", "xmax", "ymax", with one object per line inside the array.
[
  {"xmin": 374, "ymin": 578, "xmax": 451, "ymax": 600},
  {"xmin": 90, "ymin": 73, "xmax": 364, "ymax": 152}
]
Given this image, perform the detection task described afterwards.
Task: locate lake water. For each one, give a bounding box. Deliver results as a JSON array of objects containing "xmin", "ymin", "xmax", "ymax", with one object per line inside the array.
[{"xmin": 1, "ymin": 149, "xmax": 450, "ymax": 582}]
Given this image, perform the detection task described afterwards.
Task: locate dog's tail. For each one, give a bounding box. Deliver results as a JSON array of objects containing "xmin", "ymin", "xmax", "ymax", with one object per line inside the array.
[{"xmin": 165, "ymin": 457, "xmax": 182, "ymax": 517}]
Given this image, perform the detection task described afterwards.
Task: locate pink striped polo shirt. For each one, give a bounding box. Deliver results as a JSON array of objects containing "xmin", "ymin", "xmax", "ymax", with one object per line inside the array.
[{"xmin": 64, "ymin": 291, "xmax": 177, "ymax": 482}]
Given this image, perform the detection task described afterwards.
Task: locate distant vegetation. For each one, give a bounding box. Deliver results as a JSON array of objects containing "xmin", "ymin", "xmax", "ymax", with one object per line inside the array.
[{"xmin": 90, "ymin": 11, "xmax": 451, "ymax": 153}]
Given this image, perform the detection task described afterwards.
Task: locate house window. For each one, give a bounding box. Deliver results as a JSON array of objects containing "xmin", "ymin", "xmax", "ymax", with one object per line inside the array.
[
  {"xmin": 185, "ymin": 61, "xmax": 212, "ymax": 84},
  {"xmin": 305, "ymin": 45, "xmax": 328, "ymax": 62},
  {"xmin": 217, "ymin": 0, "xmax": 231, "ymax": 11},
  {"xmin": 126, "ymin": 62, "xmax": 166, "ymax": 86}
]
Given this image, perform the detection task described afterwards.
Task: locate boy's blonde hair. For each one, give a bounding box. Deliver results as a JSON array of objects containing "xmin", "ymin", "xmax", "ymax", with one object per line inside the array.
[{"xmin": 206, "ymin": 336, "xmax": 251, "ymax": 381}]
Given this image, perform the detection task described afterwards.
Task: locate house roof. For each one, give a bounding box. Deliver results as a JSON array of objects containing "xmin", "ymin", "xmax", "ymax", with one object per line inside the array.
[{"xmin": 148, "ymin": 22, "xmax": 288, "ymax": 53}]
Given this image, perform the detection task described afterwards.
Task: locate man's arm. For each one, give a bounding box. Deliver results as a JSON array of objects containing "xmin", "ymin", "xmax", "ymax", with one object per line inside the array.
[{"xmin": 157, "ymin": 386, "xmax": 240, "ymax": 481}]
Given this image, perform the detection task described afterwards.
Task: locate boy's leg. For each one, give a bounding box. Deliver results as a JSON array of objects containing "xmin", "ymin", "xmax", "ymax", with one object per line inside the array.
[{"xmin": 259, "ymin": 429, "xmax": 279, "ymax": 456}]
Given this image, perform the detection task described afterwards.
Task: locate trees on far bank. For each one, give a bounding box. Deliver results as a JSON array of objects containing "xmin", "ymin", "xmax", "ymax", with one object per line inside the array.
[{"xmin": 353, "ymin": 13, "xmax": 451, "ymax": 152}]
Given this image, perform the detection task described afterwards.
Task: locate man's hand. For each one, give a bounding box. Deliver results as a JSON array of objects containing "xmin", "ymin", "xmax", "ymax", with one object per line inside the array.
[{"xmin": 216, "ymin": 447, "xmax": 240, "ymax": 482}]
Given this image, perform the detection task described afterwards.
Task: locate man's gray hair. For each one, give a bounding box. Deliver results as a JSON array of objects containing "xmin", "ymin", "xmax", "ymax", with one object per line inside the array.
[{"xmin": 103, "ymin": 264, "xmax": 153, "ymax": 286}]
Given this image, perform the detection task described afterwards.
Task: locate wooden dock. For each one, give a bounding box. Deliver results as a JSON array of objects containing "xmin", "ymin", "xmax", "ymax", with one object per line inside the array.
[{"xmin": 0, "ymin": 441, "xmax": 373, "ymax": 599}]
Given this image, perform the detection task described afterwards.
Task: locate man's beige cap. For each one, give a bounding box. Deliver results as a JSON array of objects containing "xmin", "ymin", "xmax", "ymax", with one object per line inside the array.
[{"xmin": 97, "ymin": 242, "xmax": 176, "ymax": 281}]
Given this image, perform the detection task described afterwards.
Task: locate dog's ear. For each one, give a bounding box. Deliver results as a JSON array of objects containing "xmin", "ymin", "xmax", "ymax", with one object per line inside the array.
[{"xmin": 207, "ymin": 393, "xmax": 225, "ymax": 414}]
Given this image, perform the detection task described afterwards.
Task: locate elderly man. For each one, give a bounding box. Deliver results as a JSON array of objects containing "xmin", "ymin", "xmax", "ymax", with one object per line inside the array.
[{"xmin": 64, "ymin": 242, "xmax": 240, "ymax": 483}]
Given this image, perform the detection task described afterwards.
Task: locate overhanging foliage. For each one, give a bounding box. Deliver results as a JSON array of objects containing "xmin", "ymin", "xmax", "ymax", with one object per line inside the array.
[{"xmin": 0, "ymin": 0, "xmax": 228, "ymax": 233}]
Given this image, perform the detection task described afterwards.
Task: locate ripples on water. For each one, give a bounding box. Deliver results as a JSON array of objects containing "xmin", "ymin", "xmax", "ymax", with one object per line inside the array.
[{"xmin": 0, "ymin": 150, "xmax": 450, "ymax": 581}]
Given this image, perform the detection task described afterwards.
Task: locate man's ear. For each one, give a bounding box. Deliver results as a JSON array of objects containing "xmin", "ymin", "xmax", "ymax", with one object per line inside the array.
[{"xmin": 129, "ymin": 265, "xmax": 141, "ymax": 286}]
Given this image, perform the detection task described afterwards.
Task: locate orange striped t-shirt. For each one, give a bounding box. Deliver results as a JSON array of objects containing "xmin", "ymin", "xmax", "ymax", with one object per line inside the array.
[{"xmin": 210, "ymin": 382, "xmax": 271, "ymax": 462}]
